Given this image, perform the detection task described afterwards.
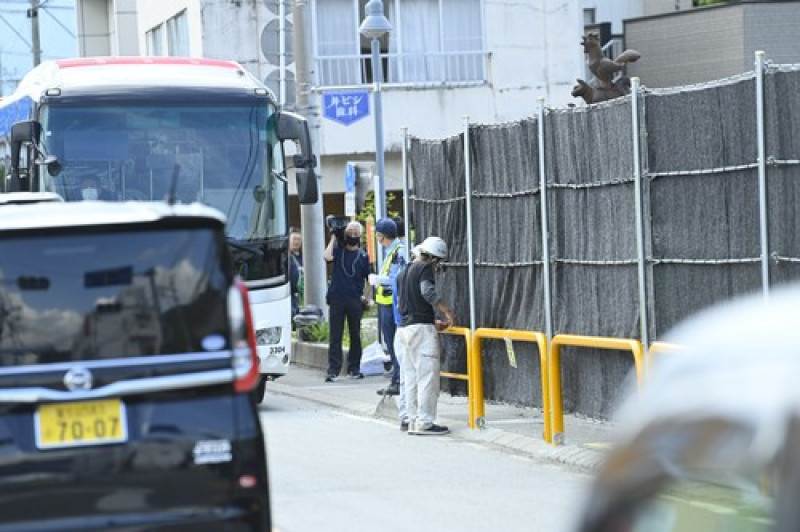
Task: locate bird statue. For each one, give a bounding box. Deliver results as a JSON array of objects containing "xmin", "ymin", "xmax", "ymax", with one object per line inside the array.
[{"xmin": 571, "ymin": 33, "xmax": 641, "ymax": 105}]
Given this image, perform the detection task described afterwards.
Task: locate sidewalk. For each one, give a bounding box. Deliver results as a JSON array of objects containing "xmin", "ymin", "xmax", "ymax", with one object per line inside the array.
[{"xmin": 266, "ymin": 361, "xmax": 618, "ymax": 472}]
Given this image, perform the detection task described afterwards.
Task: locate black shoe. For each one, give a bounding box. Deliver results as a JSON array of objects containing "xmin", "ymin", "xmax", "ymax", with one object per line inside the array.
[
  {"xmin": 376, "ymin": 382, "xmax": 400, "ymax": 396},
  {"xmin": 324, "ymin": 374, "xmax": 337, "ymax": 383},
  {"xmin": 400, "ymin": 419, "xmax": 409, "ymax": 432},
  {"xmin": 409, "ymin": 423, "xmax": 449, "ymax": 436},
  {"xmin": 348, "ymin": 372, "xmax": 364, "ymax": 380}
]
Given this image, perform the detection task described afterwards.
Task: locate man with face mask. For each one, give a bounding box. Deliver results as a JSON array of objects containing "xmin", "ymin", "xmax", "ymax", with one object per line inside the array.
[{"xmin": 323, "ymin": 220, "xmax": 371, "ymax": 383}]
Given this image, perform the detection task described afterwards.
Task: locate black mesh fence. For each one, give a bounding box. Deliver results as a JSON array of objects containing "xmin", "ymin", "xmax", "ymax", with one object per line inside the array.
[{"xmin": 407, "ymin": 66, "xmax": 800, "ymax": 419}]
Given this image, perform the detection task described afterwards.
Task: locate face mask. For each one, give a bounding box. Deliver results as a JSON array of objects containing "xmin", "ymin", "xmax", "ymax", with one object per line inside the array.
[
  {"xmin": 345, "ymin": 236, "xmax": 360, "ymax": 247},
  {"xmin": 82, "ymin": 188, "xmax": 98, "ymax": 200}
]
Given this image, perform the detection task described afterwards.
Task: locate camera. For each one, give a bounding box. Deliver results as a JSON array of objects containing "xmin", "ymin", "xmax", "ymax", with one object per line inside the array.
[{"xmin": 326, "ymin": 215, "xmax": 349, "ymax": 243}]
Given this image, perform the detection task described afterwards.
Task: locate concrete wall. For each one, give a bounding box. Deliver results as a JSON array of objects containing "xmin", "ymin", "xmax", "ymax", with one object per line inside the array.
[
  {"xmin": 111, "ymin": 0, "xmax": 140, "ymax": 55},
  {"xmin": 625, "ymin": 2, "xmax": 800, "ymax": 89},
  {"xmin": 77, "ymin": 0, "xmax": 139, "ymax": 56},
  {"xmin": 76, "ymin": 0, "xmax": 111, "ymax": 56},
  {"xmin": 741, "ymin": 3, "xmax": 800, "ymax": 67},
  {"xmin": 137, "ymin": 0, "xmax": 202, "ymax": 56}
]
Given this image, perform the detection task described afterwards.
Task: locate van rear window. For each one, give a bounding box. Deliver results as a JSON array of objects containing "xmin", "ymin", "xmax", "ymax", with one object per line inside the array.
[{"xmin": 0, "ymin": 228, "xmax": 231, "ymax": 366}]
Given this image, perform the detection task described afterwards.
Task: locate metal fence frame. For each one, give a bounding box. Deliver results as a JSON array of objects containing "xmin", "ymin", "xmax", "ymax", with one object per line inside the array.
[{"xmin": 401, "ymin": 52, "xmax": 800, "ymax": 422}]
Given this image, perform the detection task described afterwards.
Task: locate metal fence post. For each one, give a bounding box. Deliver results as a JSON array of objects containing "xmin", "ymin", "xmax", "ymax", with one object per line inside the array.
[
  {"xmin": 401, "ymin": 126, "xmax": 410, "ymax": 262},
  {"xmin": 631, "ymin": 77, "xmax": 650, "ymax": 353},
  {"xmin": 537, "ymin": 97, "xmax": 553, "ymax": 342},
  {"xmin": 463, "ymin": 116, "xmax": 476, "ymax": 334},
  {"xmin": 755, "ymin": 51, "xmax": 770, "ymax": 301}
]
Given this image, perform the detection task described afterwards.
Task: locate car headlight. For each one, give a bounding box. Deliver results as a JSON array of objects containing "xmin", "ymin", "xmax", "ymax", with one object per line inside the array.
[{"xmin": 256, "ymin": 326, "xmax": 282, "ymax": 346}]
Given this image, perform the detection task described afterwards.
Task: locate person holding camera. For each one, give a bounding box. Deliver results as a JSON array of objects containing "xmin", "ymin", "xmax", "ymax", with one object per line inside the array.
[{"xmin": 323, "ymin": 218, "xmax": 371, "ymax": 382}]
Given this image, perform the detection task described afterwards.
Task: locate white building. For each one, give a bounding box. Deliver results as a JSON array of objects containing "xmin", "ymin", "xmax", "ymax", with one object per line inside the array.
[{"xmin": 76, "ymin": 0, "xmax": 591, "ymax": 204}]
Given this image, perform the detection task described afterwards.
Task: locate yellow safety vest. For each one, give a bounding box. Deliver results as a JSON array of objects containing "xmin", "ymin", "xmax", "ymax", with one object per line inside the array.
[{"xmin": 376, "ymin": 243, "xmax": 403, "ymax": 306}]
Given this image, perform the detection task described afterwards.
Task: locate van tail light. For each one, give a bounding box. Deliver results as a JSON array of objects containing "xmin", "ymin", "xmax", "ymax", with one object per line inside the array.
[{"xmin": 228, "ymin": 278, "xmax": 259, "ymax": 392}]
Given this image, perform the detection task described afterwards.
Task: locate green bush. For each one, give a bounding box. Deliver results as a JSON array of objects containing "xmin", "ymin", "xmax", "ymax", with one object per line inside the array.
[
  {"xmin": 299, "ymin": 321, "xmax": 330, "ymax": 343},
  {"xmin": 296, "ymin": 318, "xmax": 375, "ymax": 348}
]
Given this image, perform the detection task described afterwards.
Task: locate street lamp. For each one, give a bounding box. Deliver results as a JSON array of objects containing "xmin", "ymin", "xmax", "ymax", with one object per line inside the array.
[{"xmin": 359, "ymin": 0, "xmax": 392, "ymax": 222}]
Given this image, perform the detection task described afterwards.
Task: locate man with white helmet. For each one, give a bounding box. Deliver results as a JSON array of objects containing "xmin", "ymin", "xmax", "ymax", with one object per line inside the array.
[{"xmin": 394, "ymin": 236, "xmax": 457, "ymax": 435}]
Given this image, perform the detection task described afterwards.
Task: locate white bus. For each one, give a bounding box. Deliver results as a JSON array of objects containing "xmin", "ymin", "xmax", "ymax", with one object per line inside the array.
[{"xmin": 0, "ymin": 57, "xmax": 318, "ymax": 402}]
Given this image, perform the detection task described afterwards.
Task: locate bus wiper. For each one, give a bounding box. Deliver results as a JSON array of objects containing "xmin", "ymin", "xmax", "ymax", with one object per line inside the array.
[
  {"xmin": 226, "ymin": 237, "xmax": 264, "ymax": 257},
  {"xmin": 166, "ymin": 163, "xmax": 181, "ymax": 205}
]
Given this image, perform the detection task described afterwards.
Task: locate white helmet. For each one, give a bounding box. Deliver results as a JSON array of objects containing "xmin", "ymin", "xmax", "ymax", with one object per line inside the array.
[{"xmin": 419, "ymin": 236, "xmax": 448, "ymax": 259}]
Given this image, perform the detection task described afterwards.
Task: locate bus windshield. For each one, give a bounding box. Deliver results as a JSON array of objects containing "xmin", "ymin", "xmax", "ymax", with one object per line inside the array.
[{"xmin": 38, "ymin": 103, "xmax": 288, "ymax": 242}]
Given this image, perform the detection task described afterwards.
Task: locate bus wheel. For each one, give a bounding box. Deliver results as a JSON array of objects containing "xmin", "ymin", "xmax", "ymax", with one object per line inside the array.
[{"xmin": 252, "ymin": 376, "xmax": 267, "ymax": 404}]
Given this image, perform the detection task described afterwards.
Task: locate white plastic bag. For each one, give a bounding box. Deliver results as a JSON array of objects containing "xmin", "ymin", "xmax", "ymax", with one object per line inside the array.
[{"xmin": 360, "ymin": 341, "xmax": 389, "ymax": 376}]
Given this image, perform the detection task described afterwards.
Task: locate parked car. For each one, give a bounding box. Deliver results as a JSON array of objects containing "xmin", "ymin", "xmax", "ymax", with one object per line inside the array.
[
  {"xmin": 0, "ymin": 200, "xmax": 270, "ymax": 531},
  {"xmin": 575, "ymin": 284, "xmax": 800, "ymax": 532}
]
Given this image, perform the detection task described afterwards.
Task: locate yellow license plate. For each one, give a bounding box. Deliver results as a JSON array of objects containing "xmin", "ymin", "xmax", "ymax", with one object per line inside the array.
[{"xmin": 35, "ymin": 398, "xmax": 128, "ymax": 449}]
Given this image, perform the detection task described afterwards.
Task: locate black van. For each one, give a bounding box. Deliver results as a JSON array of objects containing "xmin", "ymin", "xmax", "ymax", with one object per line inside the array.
[{"xmin": 0, "ymin": 200, "xmax": 270, "ymax": 531}]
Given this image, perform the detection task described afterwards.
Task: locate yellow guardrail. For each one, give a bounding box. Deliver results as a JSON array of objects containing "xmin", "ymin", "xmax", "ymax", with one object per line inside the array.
[
  {"xmin": 437, "ymin": 327, "xmax": 477, "ymax": 428},
  {"xmin": 471, "ymin": 328, "xmax": 550, "ymax": 440},
  {"xmin": 549, "ymin": 334, "xmax": 644, "ymax": 445}
]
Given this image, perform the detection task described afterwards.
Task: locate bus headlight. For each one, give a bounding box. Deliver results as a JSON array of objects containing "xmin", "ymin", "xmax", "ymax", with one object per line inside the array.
[{"xmin": 256, "ymin": 326, "xmax": 282, "ymax": 346}]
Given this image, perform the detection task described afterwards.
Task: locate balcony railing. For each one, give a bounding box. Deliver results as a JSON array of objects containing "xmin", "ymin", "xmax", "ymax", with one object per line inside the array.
[{"xmin": 315, "ymin": 50, "xmax": 489, "ymax": 90}]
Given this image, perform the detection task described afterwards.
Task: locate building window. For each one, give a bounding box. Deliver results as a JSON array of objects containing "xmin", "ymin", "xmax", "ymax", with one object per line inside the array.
[
  {"xmin": 314, "ymin": 0, "xmax": 486, "ymax": 87},
  {"xmin": 147, "ymin": 24, "xmax": 164, "ymax": 56},
  {"xmin": 167, "ymin": 10, "xmax": 189, "ymax": 56},
  {"xmin": 583, "ymin": 8, "xmax": 595, "ymax": 26}
]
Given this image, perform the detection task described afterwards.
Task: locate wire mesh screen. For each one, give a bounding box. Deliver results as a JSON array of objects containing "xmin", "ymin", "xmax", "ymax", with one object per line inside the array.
[{"xmin": 405, "ymin": 65, "xmax": 800, "ymax": 419}]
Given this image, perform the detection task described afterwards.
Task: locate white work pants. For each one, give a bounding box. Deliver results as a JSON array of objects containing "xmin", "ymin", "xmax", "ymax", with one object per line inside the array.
[{"xmin": 397, "ymin": 323, "xmax": 440, "ymax": 428}]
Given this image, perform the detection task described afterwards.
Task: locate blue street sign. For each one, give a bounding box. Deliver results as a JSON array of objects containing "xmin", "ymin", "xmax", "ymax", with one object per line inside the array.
[{"xmin": 323, "ymin": 90, "xmax": 370, "ymax": 126}]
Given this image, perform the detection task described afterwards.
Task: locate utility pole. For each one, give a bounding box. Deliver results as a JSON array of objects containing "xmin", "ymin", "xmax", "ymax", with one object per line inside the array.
[
  {"xmin": 293, "ymin": 0, "xmax": 327, "ymax": 317},
  {"xmin": 28, "ymin": 0, "xmax": 41, "ymax": 66}
]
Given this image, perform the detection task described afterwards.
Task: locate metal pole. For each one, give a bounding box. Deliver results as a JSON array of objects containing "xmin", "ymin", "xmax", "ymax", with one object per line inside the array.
[
  {"xmin": 371, "ymin": 37, "xmax": 387, "ymax": 223},
  {"xmin": 28, "ymin": 0, "xmax": 41, "ymax": 67},
  {"xmin": 279, "ymin": 0, "xmax": 286, "ymax": 106},
  {"xmin": 537, "ymin": 97, "xmax": 553, "ymax": 340},
  {"xmin": 463, "ymin": 116, "xmax": 476, "ymax": 333},
  {"xmin": 755, "ymin": 50, "xmax": 770, "ymax": 302},
  {"xmin": 401, "ymin": 126, "xmax": 410, "ymax": 262},
  {"xmin": 631, "ymin": 77, "xmax": 649, "ymax": 352},
  {"xmin": 294, "ymin": 0, "xmax": 327, "ymax": 317}
]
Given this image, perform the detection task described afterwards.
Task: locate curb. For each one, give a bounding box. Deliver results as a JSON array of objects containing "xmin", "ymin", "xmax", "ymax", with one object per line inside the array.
[{"xmin": 266, "ymin": 376, "xmax": 607, "ymax": 473}]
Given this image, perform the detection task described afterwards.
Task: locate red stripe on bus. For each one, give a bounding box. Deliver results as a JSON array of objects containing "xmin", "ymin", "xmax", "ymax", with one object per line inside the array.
[{"xmin": 55, "ymin": 57, "xmax": 240, "ymax": 70}]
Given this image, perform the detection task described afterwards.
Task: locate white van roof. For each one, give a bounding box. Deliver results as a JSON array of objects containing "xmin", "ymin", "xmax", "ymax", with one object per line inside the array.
[
  {"xmin": 0, "ymin": 200, "xmax": 226, "ymax": 232},
  {"xmin": 0, "ymin": 192, "xmax": 63, "ymax": 206}
]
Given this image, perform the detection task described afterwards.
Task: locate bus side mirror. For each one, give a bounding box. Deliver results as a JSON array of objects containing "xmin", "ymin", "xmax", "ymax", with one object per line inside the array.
[
  {"xmin": 294, "ymin": 168, "xmax": 318, "ymax": 205},
  {"xmin": 276, "ymin": 111, "xmax": 317, "ymax": 178},
  {"xmin": 9, "ymin": 121, "xmax": 41, "ymax": 192}
]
